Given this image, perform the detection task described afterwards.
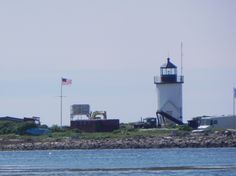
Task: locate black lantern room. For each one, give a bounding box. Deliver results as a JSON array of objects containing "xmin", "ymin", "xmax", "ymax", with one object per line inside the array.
[{"xmin": 160, "ymin": 58, "xmax": 177, "ymax": 83}]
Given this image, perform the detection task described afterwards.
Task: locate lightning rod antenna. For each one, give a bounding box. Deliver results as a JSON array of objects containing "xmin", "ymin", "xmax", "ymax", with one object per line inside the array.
[{"xmin": 181, "ymin": 42, "xmax": 183, "ymax": 76}]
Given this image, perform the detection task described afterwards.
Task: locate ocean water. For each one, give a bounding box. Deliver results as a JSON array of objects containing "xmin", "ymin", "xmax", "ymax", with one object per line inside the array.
[{"xmin": 0, "ymin": 148, "xmax": 235, "ymax": 176}]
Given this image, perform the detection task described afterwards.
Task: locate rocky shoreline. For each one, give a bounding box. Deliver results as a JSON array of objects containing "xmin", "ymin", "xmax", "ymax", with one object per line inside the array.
[{"xmin": 0, "ymin": 130, "xmax": 236, "ymax": 151}]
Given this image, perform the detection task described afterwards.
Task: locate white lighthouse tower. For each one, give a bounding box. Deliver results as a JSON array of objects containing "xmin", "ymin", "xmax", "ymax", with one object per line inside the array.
[{"xmin": 154, "ymin": 58, "xmax": 184, "ymax": 126}]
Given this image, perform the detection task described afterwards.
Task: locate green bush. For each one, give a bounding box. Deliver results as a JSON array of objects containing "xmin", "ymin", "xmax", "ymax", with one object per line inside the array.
[
  {"xmin": 112, "ymin": 129, "xmax": 121, "ymax": 134},
  {"xmin": 0, "ymin": 121, "xmax": 37, "ymax": 135},
  {"xmin": 16, "ymin": 122, "xmax": 37, "ymax": 134},
  {"xmin": 0, "ymin": 121, "xmax": 16, "ymax": 134},
  {"xmin": 40, "ymin": 124, "xmax": 48, "ymax": 129},
  {"xmin": 50, "ymin": 125, "xmax": 64, "ymax": 132},
  {"xmin": 71, "ymin": 128, "xmax": 82, "ymax": 133},
  {"xmin": 178, "ymin": 125, "xmax": 192, "ymax": 131}
]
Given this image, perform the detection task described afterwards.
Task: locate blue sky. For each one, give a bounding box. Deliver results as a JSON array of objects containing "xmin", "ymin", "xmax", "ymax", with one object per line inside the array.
[{"xmin": 0, "ymin": 0, "xmax": 236, "ymax": 126}]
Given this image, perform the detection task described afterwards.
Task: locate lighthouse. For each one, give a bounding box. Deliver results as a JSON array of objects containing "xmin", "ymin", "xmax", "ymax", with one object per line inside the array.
[{"xmin": 154, "ymin": 58, "xmax": 184, "ymax": 126}]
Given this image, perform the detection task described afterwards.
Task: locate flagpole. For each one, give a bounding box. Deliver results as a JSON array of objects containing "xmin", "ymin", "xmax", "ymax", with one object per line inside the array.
[
  {"xmin": 233, "ymin": 88, "xmax": 236, "ymax": 116},
  {"xmin": 234, "ymin": 93, "xmax": 235, "ymax": 116},
  {"xmin": 60, "ymin": 78, "xmax": 63, "ymax": 127},
  {"xmin": 234, "ymin": 98, "xmax": 235, "ymax": 116},
  {"xmin": 60, "ymin": 77, "xmax": 72, "ymax": 127}
]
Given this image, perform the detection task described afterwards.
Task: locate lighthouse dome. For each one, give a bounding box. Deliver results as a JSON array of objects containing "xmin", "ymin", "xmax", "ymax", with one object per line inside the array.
[{"xmin": 161, "ymin": 58, "xmax": 177, "ymax": 69}]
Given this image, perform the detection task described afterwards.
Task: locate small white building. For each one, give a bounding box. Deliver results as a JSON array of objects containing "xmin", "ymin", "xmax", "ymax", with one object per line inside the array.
[{"xmin": 154, "ymin": 58, "xmax": 184, "ymax": 125}]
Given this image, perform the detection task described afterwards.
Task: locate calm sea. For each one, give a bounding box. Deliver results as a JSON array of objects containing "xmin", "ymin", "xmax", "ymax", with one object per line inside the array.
[{"xmin": 0, "ymin": 148, "xmax": 235, "ymax": 176}]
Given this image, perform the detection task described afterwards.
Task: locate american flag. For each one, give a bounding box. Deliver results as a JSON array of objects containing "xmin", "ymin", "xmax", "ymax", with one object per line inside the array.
[{"xmin": 62, "ymin": 78, "xmax": 72, "ymax": 85}]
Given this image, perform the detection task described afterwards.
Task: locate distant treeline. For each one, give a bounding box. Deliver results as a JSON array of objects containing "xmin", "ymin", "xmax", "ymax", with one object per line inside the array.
[{"xmin": 0, "ymin": 121, "xmax": 37, "ymax": 135}]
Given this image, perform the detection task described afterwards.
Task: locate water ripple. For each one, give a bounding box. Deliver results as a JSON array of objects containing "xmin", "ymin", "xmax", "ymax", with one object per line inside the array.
[{"xmin": 0, "ymin": 165, "xmax": 235, "ymax": 173}]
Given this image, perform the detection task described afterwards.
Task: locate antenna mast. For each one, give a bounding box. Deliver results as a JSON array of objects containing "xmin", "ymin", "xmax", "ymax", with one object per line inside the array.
[{"xmin": 181, "ymin": 42, "xmax": 183, "ymax": 76}]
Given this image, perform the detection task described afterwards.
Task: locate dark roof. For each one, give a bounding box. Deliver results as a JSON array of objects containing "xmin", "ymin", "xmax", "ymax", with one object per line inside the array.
[
  {"xmin": 161, "ymin": 58, "xmax": 177, "ymax": 68},
  {"xmin": 24, "ymin": 117, "xmax": 35, "ymax": 121},
  {"xmin": 0, "ymin": 116, "xmax": 23, "ymax": 122}
]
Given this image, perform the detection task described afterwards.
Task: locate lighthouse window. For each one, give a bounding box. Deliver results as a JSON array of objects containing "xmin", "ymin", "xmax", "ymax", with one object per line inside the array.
[
  {"xmin": 167, "ymin": 69, "xmax": 171, "ymax": 74},
  {"xmin": 162, "ymin": 69, "xmax": 167, "ymax": 75},
  {"xmin": 166, "ymin": 68, "xmax": 174, "ymax": 75},
  {"xmin": 161, "ymin": 68, "xmax": 177, "ymax": 75}
]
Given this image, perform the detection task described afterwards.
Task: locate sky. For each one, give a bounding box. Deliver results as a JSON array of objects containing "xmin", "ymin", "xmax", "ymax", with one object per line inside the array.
[{"xmin": 0, "ymin": 0, "xmax": 236, "ymax": 126}]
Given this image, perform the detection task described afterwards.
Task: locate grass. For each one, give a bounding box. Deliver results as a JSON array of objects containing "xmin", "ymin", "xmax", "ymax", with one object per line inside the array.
[
  {"xmin": 0, "ymin": 122, "xmax": 189, "ymax": 141},
  {"xmin": 0, "ymin": 128, "xmax": 173, "ymax": 141},
  {"xmin": 45, "ymin": 129, "xmax": 172, "ymax": 140}
]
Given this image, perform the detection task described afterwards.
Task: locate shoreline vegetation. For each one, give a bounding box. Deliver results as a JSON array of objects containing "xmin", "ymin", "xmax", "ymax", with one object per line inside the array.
[{"xmin": 0, "ymin": 122, "xmax": 236, "ymax": 151}]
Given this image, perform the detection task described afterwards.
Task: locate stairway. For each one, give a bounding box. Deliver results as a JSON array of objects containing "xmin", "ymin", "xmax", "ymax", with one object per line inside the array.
[{"xmin": 156, "ymin": 111, "xmax": 183, "ymax": 125}]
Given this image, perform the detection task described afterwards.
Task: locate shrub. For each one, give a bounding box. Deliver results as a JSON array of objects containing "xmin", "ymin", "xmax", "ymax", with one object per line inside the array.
[
  {"xmin": 178, "ymin": 125, "xmax": 192, "ymax": 131},
  {"xmin": 16, "ymin": 122, "xmax": 37, "ymax": 134},
  {"xmin": 112, "ymin": 129, "xmax": 121, "ymax": 134},
  {"xmin": 0, "ymin": 121, "xmax": 17, "ymax": 134},
  {"xmin": 0, "ymin": 121, "xmax": 37, "ymax": 135},
  {"xmin": 50, "ymin": 125, "xmax": 64, "ymax": 132},
  {"xmin": 40, "ymin": 124, "xmax": 48, "ymax": 129}
]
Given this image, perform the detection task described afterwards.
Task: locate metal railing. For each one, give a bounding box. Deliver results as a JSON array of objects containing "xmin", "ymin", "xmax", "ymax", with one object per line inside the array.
[{"xmin": 154, "ymin": 76, "xmax": 184, "ymax": 84}]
